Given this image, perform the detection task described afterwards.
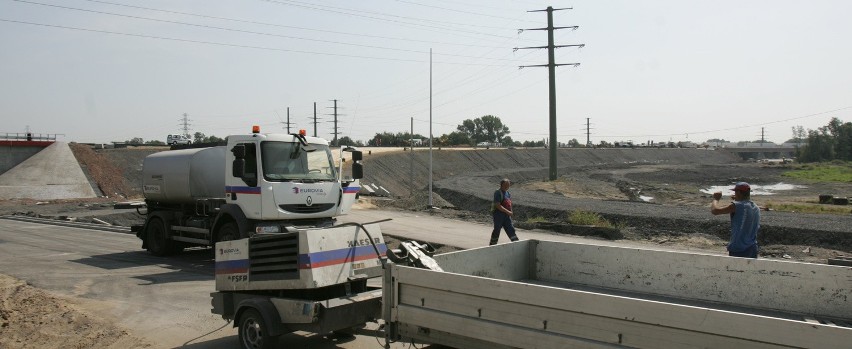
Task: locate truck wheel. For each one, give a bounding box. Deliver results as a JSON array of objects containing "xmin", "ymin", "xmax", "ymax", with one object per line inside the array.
[
  {"xmin": 217, "ymin": 222, "xmax": 241, "ymax": 242},
  {"xmin": 238, "ymin": 309, "xmax": 278, "ymax": 349},
  {"xmin": 146, "ymin": 218, "xmax": 173, "ymax": 256}
]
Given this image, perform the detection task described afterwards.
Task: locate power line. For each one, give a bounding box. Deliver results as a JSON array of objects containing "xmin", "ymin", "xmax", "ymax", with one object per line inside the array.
[
  {"xmin": 11, "ymin": 0, "xmax": 537, "ymax": 62},
  {"xmin": 257, "ymin": 0, "xmax": 533, "ymax": 33},
  {"xmin": 0, "ymin": 18, "xmax": 523, "ymax": 66},
  {"xmin": 11, "ymin": 0, "xmax": 434, "ymax": 55},
  {"xmin": 393, "ymin": 0, "xmax": 541, "ymax": 24},
  {"xmin": 79, "ymin": 0, "xmax": 532, "ymax": 49}
]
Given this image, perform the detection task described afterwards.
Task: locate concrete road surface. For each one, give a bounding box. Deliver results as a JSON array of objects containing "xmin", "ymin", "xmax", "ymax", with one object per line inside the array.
[
  {"xmin": 0, "ymin": 208, "xmax": 724, "ymax": 348},
  {"xmin": 0, "ymin": 218, "xmax": 415, "ymax": 349}
]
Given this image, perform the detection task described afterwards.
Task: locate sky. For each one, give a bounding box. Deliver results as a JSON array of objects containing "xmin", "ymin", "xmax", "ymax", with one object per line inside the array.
[{"xmin": 1, "ymin": 0, "xmax": 851, "ymax": 145}]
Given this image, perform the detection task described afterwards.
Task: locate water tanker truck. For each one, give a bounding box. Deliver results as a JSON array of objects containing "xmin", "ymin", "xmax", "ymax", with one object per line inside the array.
[{"xmin": 133, "ymin": 126, "xmax": 364, "ymax": 256}]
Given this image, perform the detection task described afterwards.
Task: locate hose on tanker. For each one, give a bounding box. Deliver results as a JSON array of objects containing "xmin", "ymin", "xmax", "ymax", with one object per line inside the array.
[{"xmin": 334, "ymin": 219, "xmax": 393, "ymax": 268}]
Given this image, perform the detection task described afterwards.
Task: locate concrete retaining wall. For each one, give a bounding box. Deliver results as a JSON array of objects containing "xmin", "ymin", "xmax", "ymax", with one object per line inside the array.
[
  {"xmin": 0, "ymin": 142, "xmax": 96, "ymax": 200},
  {"xmin": 0, "ymin": 144, "xmax": 45, "ymax": 174}
]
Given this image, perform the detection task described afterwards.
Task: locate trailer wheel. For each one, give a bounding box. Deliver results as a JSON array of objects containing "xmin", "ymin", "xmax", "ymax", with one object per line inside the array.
[
  {"xmin": 145, "ymin": 218, "xmax": 172, "ymax": 256},
  {"xmin": 238, "ymin": 309, "xmax": 278, "ymax": 349},
  {"xmin": 217, "ymin": 222, "xmax": 241, "ymax": 242}
]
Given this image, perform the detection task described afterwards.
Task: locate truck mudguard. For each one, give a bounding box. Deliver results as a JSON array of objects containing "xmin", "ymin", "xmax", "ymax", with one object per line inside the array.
[
  {"xmin": 234, "ymin": 298, "xmax": 286, "ymax": 337},
  {"xmin": 212, "ymin": 204, "xmax": 249, "ymax": 243},
  {"xmin": 139, "ymin": 211, "xmax": 173, "ymax": 249}
]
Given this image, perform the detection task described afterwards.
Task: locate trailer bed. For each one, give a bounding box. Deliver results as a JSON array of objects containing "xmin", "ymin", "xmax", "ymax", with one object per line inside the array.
[{"xmin": 383, "ymin": 240, "xmax": 852, "ymax": 348}]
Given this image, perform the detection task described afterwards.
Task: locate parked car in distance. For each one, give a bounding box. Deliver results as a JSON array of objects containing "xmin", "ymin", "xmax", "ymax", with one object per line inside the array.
[{"xmin": 166, "ymin": 134, "xmax": 192, "ymax": 145}]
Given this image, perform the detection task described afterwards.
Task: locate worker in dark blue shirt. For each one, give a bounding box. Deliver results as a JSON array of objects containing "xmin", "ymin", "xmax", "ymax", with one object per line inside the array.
[
  {"xmin": 489, "ymin": 178, "xmax": 520, "ymax": 245},
  {"xmin": 711, "ymin": 182, "xmax": 760, "ymax": 258}
]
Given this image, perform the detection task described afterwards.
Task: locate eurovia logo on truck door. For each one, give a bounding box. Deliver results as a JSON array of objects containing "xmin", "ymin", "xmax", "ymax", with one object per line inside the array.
[{"xmin": 292, "ymin": 187, "xmax": 326, "ymax": 195}]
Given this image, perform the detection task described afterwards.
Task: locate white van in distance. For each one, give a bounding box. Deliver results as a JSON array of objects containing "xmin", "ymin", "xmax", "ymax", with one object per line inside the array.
[{"xmin": 166, "ymin": 134, "xmax": 192, "ymax": 145}]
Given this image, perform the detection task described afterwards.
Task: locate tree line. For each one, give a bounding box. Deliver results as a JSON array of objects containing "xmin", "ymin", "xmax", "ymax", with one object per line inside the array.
[
  {"xmin": 125, "ymin": 116, "xmax": 849, "ymax": 159},
  {"xmin": 125, "ymin": 132, "xmax": 226, "ymax": 145},
  {"xmin": 794, "ymin": 117, "xmax": 852, "ymax": 162},
  {"xmin": 361, "ymin": 115, "xmax": 544, "ymax": 147}
]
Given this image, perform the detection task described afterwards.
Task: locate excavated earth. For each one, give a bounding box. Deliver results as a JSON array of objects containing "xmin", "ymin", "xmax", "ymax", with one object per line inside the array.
[
  {"xmin": 0, "ymin": 144, "xmax": 850, "ymax": 348},
  {"xmin": 1, "ymin": 145, "xmax": 851, "ymax": 263},
  {"xmin": 361, "ymin": 147, "xmax": 852, "ymax": 263}
]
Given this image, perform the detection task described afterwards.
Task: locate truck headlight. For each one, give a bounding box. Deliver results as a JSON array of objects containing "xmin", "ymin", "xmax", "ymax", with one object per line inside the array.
[{"xmin": 255, "ymin": 225, "xmax": 281, "ymax": 234}]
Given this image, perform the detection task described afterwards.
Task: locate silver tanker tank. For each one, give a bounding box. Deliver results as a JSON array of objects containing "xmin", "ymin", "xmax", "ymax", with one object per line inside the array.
[{"xmin": 142, "ymin": 147, "xmax": 226, "ymax": 203}]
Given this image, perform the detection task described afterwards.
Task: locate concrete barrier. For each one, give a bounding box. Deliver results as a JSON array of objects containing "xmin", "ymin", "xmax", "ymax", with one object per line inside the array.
[{"xmin": 0, "ymin": 142, "xmax": 96, "ymax": 200}]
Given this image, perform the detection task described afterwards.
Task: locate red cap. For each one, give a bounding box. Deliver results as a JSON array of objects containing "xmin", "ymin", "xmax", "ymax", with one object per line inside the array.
[{"xmin": 733, "ymin": 182, "xmax": 751, "ymax": 192}]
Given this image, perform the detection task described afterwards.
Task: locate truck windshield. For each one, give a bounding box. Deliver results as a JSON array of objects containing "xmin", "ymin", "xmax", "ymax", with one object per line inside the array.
[{"xmin": 261, "ymin": 142, "xmax": 337, "ymax": 182}]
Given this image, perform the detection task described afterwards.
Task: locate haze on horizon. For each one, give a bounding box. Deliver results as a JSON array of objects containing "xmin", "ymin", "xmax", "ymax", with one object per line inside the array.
[{"xmin": 1, "ymin": 0, "xmax": 850, "ymax": 145}]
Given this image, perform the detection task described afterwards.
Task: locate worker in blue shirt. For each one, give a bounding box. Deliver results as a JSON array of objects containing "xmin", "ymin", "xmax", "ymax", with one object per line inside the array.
[
  {"xmin": 489, "ymin": 178, "xmax": 520, "ymax": 245},
  {"xmin": 711, "ymin": 182, "xmax": 760, "ymax": 258}
]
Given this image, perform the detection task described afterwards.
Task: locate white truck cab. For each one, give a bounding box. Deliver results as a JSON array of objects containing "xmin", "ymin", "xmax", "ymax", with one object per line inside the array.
[{"xmin": 226, "ymin": 128, "xmax": 362, "ymax": 226}]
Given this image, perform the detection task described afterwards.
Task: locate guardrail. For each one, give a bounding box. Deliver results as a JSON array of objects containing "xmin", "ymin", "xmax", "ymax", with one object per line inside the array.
[
  {"xmin": 0, "ymin": 133, "xmax": 62, "ymax": 141},
  {"xmin": 0, "ymin": 214, "xmax": 132, "ymax": 234}
]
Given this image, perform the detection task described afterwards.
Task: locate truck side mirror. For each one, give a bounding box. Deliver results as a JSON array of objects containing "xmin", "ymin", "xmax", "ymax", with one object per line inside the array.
[
  {"xmin": 232, "ymin": 159, "xmax": 245, "ymax": 178},
  {"xmin": 351, "ymin": 150, "xmax": 362, "ymax": 161},
  {"xmin": 231, "ymin": 144, "xmax": 245, "ymax": 159},
  {"xmin": 352, "ymin": 163, "xmax": 363, "ymax": 179}
]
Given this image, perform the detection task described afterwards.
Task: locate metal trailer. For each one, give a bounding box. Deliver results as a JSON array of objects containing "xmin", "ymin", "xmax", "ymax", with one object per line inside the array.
[
  {"xmin": 211, "ymin": 222, "xmax": 387, "ymax": 349},
  {"xmin": 382, "ymin": 239, "xmax": 852, "ymax": 348}
]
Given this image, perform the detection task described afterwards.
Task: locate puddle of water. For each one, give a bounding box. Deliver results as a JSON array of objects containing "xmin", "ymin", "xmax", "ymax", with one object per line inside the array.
[{"xmin": 700, "ymin": 183, "xmax": 806, "ymax": 196}]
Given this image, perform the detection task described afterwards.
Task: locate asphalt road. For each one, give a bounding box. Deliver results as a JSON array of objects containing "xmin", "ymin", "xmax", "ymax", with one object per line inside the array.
[
  {"xmin": 0, "ymin": 213, "xmax": 446, "ymax": 349},
  {"xmin": 0, "ymin": 208, "xmax": 727, "ymax": 349}
]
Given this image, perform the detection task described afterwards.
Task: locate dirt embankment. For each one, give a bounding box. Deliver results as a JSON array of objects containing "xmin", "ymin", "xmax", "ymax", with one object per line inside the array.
[
  {"xmin": 69, "ymin": 144, "xmax": 161, "ymax": 199},
  {"xmin": 6, "ymin": 145, "xmax": 850, "ymax": 260},
  {"xmin": 360, "ymin": 148, "xmax": 852, "ymax": 260},
  {"xmin": 0, "ymin": 274, "xmax": 151, "ymax": 349},
  {"xmin": 0, "ymin": 145, "xmax": 849, "ymax": 349}
]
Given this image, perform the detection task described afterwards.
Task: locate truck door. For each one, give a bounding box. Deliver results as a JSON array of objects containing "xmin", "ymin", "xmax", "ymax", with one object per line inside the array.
[{"xmin": 227, "ymin": 142, "xmax": 263, "ymax": 220}]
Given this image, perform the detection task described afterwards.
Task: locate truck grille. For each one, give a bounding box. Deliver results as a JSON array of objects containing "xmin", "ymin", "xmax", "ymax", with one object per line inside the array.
[
  {"xmin": 248, "ymin": 233, "xmax": 299, "ymax": 281},
  {"xmin": 278, "ymin": 203, "xmax": 334, "ymax": 214}
]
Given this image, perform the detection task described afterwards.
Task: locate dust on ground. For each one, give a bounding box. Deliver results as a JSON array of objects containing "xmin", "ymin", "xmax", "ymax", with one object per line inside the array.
[{"xmin": 0, "ymin": 274, "xmax": 152, "ymax": 349}]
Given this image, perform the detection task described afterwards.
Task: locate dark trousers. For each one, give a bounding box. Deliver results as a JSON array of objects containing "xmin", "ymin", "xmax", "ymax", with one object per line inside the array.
[
  {"xmin": 490, "ymin": 213, "xmax": 518, "ymax": 245},
  {"xmin": 729, "ymin": 244, "xmax": 758, "ymax": 258}
]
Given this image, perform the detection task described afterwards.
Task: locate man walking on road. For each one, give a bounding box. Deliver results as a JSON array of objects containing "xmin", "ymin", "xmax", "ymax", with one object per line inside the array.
[
  {"xmin": 489, "ymin": 178, "xmax": 519, "ymax": 245},
  {"xmin": 710, "ymin": 182, "xmax": 760, "ymax": 258}
]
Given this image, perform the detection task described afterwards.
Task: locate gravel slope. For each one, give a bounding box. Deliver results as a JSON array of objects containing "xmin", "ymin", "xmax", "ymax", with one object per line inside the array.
[{"xmin": 362, "ymin": 148, "xmax": 852, "ymax": 253}]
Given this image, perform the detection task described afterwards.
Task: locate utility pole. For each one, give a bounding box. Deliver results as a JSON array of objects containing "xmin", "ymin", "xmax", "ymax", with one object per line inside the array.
[
  {"xmin": 586, "ymin": 117, "xmax": 592, "ymax": 147},
  {"xmin": 327, "ymin": 99, "xmax": 341, "ymax": 146},
  {"xmin": 516, "ymin": 6, "xmax": 583, "ymax": 181},
  {"xmin": 428, "ymin": 48, "xmax": 434, "ymax": 209},
  {"xmin": 286, "ymin": 107, "xmax": 291, "ymax": 133},
  {"xmin": 180, "ymin": 113, "xmax": 192, "ymax": 136},
  {"xmin": 278, "ymin": 108, "xmax": 293, "ymax": 133},
  {"xmin": 312, "ymin": 102, "xmax": 318, "ymax": 137},
  {"xmin": 410, "ymin": 117, "xmax": 414, "ymax": 198}
]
